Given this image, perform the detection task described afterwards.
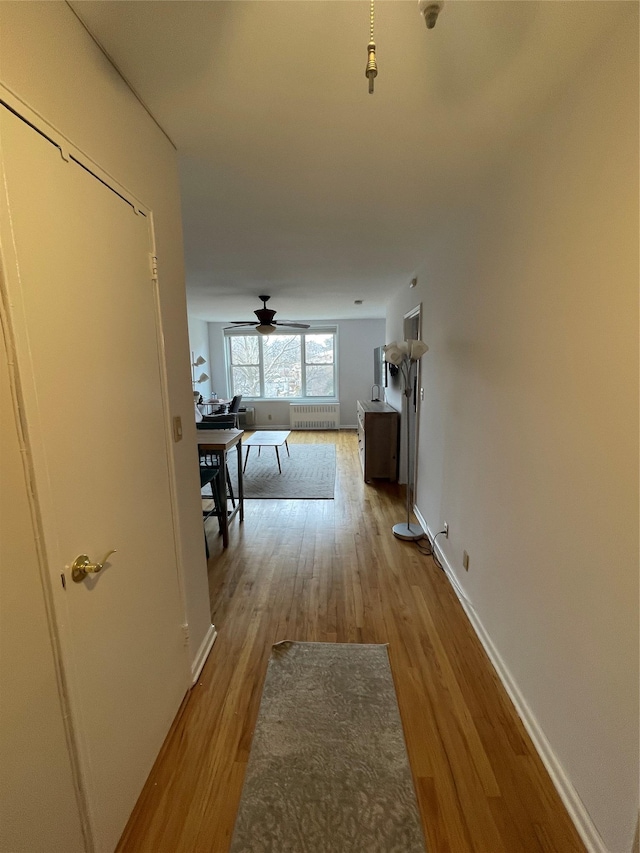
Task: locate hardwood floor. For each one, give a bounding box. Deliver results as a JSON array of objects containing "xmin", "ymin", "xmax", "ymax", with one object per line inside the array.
[{"xmin": 118, "ymin": 430, "xmax": 585, "ymax": 853}]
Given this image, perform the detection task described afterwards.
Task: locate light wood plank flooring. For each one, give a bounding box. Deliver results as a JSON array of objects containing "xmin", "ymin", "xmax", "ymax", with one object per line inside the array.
[{"xmin": 118, "ymin": 430, "xmax": 585, "ymax": 853}]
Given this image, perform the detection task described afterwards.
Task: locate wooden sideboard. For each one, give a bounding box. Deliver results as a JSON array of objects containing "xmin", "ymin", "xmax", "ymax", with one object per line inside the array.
[{"xmin": 356, "ymin": 400, "xmax": 399, "ymax": 483}]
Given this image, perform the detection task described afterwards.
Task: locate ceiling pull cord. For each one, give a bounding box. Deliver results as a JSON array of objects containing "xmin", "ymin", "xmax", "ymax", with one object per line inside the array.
[{"xmin": 365, "ymin": 0, "xmax": 377, "ymax": 94}]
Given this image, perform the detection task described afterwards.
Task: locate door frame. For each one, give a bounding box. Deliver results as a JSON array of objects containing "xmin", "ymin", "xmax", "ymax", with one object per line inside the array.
[{"xmin": 0, "ymin": 86, "xmax": 191, "ymax": 850}]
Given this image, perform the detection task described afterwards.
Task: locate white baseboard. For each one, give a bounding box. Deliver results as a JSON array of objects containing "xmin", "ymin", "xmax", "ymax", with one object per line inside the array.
[
  {"xmin": 191, "ymin": 623, "xmax": 217, "ymax": 686},
  {"xmin": 413, "ymin": 506, "xmax": 609, "ymax": 853},
  {"xmin": 251, "ymin": 424, "xmax": 289, "ymax": 430},
  {"xmin": 252, "ymin": 425, "xmax": 356, "ymax": 430}
]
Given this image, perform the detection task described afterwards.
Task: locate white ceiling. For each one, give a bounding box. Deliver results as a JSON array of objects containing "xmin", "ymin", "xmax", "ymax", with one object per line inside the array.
[{"xmin": 71, "ymin": 1, "xmax": 617, "ymax": 323}]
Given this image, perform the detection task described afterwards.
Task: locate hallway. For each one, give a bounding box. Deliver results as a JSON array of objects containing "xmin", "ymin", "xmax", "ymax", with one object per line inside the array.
[{"xmin": 118, "ymin": 431, "xmax": 584, "ymax": 852}]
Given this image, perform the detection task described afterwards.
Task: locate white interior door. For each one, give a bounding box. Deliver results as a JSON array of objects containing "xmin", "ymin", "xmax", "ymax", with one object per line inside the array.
[{"xmin": 0, "ymin": 106, "xmax": 189, "ymax": 852}]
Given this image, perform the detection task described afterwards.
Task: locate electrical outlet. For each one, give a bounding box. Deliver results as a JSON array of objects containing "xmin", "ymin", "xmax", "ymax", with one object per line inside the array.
[
  {"xmin": 463, "ymin": 550, "xmax": 470, "ymax": 571},
  {"xmin": 443, "ymin": 522, "xmax": 449, "ymax": 538}
]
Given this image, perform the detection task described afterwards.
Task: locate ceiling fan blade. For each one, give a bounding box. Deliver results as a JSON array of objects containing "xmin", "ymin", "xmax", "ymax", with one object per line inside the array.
[
  {"xmin": 224, "ymin": 322, "xmax": 256, "ymax": 329},
  {"xmin": 274, "ymin": 321, "xmax": 311, "ymax": 329}
]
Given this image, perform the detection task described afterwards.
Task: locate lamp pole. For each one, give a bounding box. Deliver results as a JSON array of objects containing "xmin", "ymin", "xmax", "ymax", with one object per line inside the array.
[
  {"xmin": 392, "ymin": 357, "xmax": 423, "ymax": 540},
  {"xmin": 383, "ymin": 339, "xmax": 428, "ymax": 540}
]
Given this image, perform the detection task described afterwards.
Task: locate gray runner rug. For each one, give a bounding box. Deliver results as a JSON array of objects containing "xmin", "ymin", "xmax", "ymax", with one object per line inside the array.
[
  {"xmin": 229, "ymin": 641, "xmax": 427, "ymax": 853},
  {"xmin": 230, "ymin": 443, "xmax": 335, "ymax": 499}
]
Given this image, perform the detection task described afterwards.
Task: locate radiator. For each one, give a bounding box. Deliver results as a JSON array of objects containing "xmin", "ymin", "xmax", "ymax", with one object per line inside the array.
[{"xmin": 289, "ymin": 403, "xmax": 340, "ymax": 430}]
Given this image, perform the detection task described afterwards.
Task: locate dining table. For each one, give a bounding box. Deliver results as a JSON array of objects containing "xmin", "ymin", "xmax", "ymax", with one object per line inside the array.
[{"xmin": 196, "ymin": 427, "xmax": 244, "ymax": 547}]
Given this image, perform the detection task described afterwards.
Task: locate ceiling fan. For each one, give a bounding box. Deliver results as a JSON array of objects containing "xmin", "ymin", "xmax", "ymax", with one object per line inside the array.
[{"xmin": 225, "ymin": 295, "xmax": 310, "ymax": 336}]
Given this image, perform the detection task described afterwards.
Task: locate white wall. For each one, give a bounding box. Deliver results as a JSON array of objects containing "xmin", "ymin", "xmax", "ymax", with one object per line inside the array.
[
  {"xmin": 207, "ymin": 319, "xmax": 385, "ymax": 426},
  {"xmin": 386, "ymin": 13, "xmax": 638, "ymax": 853},
  {"xmin": 187, "ymin": 315, "xmax": 211, "ymax": 399},
  {"xmin": 337, "ymin": 320, "xmax": 386, "ymax": 426},
  {"xmin": 207, "ymin": 321, "xmax": 228, "ymax": 401},
  {"xmin": 0, "ymin": 4, "xmax": 213, "ymax": 846}
]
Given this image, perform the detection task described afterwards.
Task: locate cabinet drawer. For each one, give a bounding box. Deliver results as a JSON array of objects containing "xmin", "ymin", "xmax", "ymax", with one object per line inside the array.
[{"xmin": 356, "ymin": 400, "xmax": 398, "ymax": 482}]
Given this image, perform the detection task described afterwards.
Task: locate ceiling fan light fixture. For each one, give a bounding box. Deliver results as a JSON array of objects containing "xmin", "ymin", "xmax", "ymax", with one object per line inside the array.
[{"xmin": 256, "ymin": 324, "xmax": 276, "ymax": 335}]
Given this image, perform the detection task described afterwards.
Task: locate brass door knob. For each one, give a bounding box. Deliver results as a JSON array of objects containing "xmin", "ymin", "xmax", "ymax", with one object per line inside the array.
[{"xmin": 71, "ymin": 550, "xmax": 117, "ymax": 583}]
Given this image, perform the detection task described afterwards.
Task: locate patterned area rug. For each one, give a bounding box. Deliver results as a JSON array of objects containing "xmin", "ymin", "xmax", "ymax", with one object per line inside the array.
[
  {"xmin": 230, "ymin": 642, "xmax": 426, "ymax": 853},
  {"xmin": 230, "ymin": 443, "xmax": 335, "ymax": 499}
]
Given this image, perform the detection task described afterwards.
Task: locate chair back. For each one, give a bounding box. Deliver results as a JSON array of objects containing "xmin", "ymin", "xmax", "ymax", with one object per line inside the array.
[{"xmin": 228, "ymin": 394, "xmax": 242, "ymax": 414}]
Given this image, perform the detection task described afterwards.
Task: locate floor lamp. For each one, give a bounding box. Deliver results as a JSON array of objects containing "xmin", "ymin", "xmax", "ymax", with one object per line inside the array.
[
  {"xmin": 191, "ymin": 352, "xmax": 209, "ymax": 422},
  {"xmin": 384, "ymin": 339, "xmax": 428, "ymax": 540}
]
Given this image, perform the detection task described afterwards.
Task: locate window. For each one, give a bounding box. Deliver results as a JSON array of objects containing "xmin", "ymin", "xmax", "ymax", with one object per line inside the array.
[
  {"xmin": 226, "ymin": 329, "xmax": 336, "ymax": 399},
  {"xmin": 304, "ymin": 333, "xmax": 335, "ymax": 396}
]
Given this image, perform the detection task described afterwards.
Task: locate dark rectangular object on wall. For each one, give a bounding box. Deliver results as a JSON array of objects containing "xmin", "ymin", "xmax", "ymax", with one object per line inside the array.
[{"xmin": 373, "ymin": 346, "xmax": 385, "ymax": 387}]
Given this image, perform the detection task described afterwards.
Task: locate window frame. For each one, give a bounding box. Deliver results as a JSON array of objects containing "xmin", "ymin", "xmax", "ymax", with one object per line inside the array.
[{"xmin": 224, "ymin": 326, "xmax": 338, "ymax": 401}]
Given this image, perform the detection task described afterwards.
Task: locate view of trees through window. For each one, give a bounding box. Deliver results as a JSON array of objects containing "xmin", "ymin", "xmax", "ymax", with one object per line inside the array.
[{"xmin": 228, "ymin": 332, "xmax": 335, "ymax": 398}]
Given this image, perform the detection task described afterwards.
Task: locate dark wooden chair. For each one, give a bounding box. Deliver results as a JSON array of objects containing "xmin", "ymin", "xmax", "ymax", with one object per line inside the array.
[
  {"xmin": 228, "ymin": 394, "xmax": 242, "ymax": 415},
  {"xmin": 199, "ymin": 466, "xmax": 223, "ymax": 558},
  {"xmin": 197, "ymin": 420, "xmax": 237, "ymax": 507}
]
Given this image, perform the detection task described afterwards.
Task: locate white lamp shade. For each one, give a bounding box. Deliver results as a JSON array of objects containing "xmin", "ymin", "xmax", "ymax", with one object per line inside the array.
[
  {"xmin": 383, "ymin": 342, "xmax": 406, "ymax": 365},
  {"xmin": 408, "ymin": 340, "xmax": 428, "ymax": 360},
  {"xmin": 384, "ymin": 339, "xmax": 428, "ymax": 375},
  {"xmin": 195, "ymin": 372, "xmax": 209, "ymax": 383},
  {"xmin": 193, "ymin": 355, "xmax": 206, "ymax": 367},
  {"xmin": 257, "ymin": 324, "xmax": 276, "ymax": 335}
]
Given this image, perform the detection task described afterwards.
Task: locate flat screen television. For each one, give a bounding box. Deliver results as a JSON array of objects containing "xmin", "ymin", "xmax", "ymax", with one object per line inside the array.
[{"xmin": 373, "ymin": 346, "xmax": 385, "ymax": 387}]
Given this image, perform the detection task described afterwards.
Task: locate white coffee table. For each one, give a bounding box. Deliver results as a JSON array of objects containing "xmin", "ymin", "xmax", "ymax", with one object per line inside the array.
[{"xmin": 243, "ymin": 430, "xmax": 291, "ymax": 474}]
